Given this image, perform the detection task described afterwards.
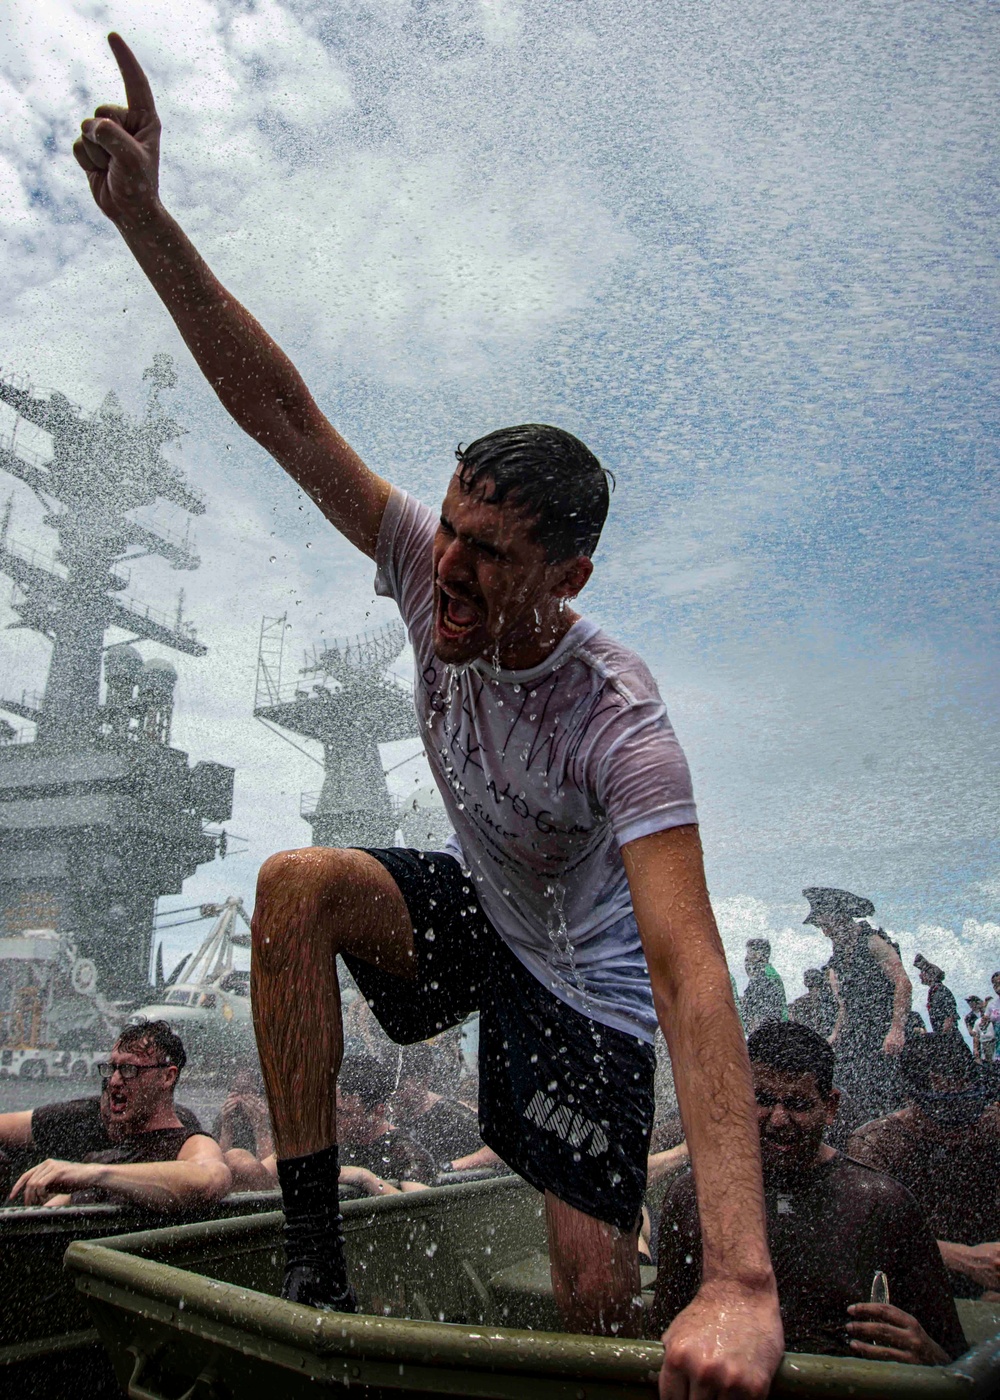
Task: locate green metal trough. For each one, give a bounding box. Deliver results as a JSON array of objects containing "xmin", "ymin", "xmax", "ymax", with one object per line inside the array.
[{"xmin": 60, "ymin": 1176, "xmax": 1000, "ymax": 1400}]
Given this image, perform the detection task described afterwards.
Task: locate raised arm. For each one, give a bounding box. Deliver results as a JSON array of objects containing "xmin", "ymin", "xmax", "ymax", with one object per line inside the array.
[
  {"xmin": 73, "ymin": 34, "xmax": 389, "ymax": 558},
  {"xmin": 869, "ymin": 933, "xmax": 911, "ymax": 1055},
  {"xmin": 622, "ymin": 825, "xmax": 782, "ymax": 1400}
]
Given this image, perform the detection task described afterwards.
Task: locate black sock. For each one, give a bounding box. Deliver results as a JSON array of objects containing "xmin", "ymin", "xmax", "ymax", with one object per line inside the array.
[{"xmin": 276, "ymin": 1144, "xmax": 355, "ymax": 1310}]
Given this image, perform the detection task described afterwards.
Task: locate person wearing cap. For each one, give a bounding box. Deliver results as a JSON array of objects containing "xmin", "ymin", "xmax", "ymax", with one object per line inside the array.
[
  {"xmin": 802, "ymin": 888, "xmax": 911, "ymax": 1121},
  {"xmin": 985, "ymin": 974, "xmax": 1000, "ymax": 1057},
  {"xmin": 914, "ymin": 955, "xmax": 959, "ymax": 1038},
  {"xmin": 848, "ymin": 1033, "xmax": 1000, "ymax": 1300}
]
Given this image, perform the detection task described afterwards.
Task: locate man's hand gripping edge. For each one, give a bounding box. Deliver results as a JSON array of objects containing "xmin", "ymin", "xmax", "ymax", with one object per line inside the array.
[{"xmin": 660, "ymin": 1274, "xmax": 784, "ymax": 1400}]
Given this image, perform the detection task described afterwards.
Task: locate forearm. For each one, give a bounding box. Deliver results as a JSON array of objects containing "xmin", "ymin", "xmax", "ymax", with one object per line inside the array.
[
  {"xmin": 661, "ymin": 967, "xmax": 773, "ymax": 1289},
  {"xmin": 93, "ymin": 1158, "xmax": 231, "ymax": 1210},
  {"xmin": 117, "ymin": 205, "xmax": 318, "ymax": 444},
  {"xmin": 938, "ymin": 1241, "xmax": 970, "ymax": 1272},
  {"xmin": 890, "ymin": 974, "xmax": 911, "ymax": 1030},
  {"xmin": 939, "ymin": 1239, "xmax": 1000, "ymax": 1288}
]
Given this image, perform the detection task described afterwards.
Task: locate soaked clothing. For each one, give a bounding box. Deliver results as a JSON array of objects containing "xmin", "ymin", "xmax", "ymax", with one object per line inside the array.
[
  {"xmin": 374, "ymin": 487, "xmax": 697, "ymax": 1042},
  {"xmin": 401, "ymin": 1098, "xmax": 482, "ymax": 1168},
  {"xmin": 653, "ymin": 1155, "xmax": 966, "ymax": 1359},
  {"xmin": 30, "ymin": 1096, "xmax": 204, "ymax": 1160},
  {"xmin": 927, "ymin": 983, "xmax": 959, "ymax": 1036},
  {"xmin": 826, "ymin": 931, "xmax": 900, "ymax": 1118},
  {"xmin": 741, "ymin": 965, "xmax": 788, "ymax": 1034},
  {"xmin": 82, "ymin": 1125, "xmax": 199, "ymax": 1166},
  {"xmin": 344, "ymin": 847, "xmax": 655, "ymax": 1231},
  {"xmin": 340, "ymin": 1128, "xmax": 436, "ymax": 1185},
  {"xmin": 55, "ymin": 1111, "xmax": 207, "ymax": 1207},
  {"xmin": 848, "ymin": 1104, "xmax": 1000, "ymax": 1297}
]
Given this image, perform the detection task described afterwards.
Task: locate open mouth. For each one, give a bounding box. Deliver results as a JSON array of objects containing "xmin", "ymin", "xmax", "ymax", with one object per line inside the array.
[
  {"xmin": 108, "ymin": 1087, "xmax": 128, "ymax": 1114},
  {"xmin": 435, "ymin": 583, "xmax": 483, "ymax": 641}
]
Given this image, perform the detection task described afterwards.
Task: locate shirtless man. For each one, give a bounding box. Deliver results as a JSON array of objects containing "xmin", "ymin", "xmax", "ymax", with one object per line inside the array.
[{"xmin": 73, "ymin": 35, "xmax": 782, "ymax": 1397}]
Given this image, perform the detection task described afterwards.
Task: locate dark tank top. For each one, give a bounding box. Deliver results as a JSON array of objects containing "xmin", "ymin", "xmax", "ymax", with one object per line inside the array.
[{"xmin": 83, "ymin": 1125, "xmax": 199, "ymax": 1165}]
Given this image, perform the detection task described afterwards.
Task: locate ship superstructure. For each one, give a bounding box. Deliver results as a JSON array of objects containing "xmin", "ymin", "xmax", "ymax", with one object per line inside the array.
[
  {"xmin": 0, "ymin": 358, "xmax": 233, "ymax": 1004},
  {"xmin": 254, "ymin": 616, "xmax": 421, "ymax": 848}
]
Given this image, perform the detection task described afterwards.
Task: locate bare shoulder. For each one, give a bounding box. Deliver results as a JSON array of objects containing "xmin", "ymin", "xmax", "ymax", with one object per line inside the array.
[{"xmin": 179, "ymin": 1133, "xmax": 226, "ymax": 1161}]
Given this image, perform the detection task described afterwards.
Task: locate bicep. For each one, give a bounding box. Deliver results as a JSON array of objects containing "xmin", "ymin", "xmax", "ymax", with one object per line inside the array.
[
  {"xmin": 178, "ymin": 1135, "xmax": 226, "ymax": 1166},
  {"xmin": 869, "ymin": 935, "xmax": 907, "ymax": 982},
  {"xmin": 621, "ymin": 827, "xmax": 726, "ymax": 995},
  {"xmin": 0, "ymin": 1110, "xmax": 34, "ymax": 1149}
]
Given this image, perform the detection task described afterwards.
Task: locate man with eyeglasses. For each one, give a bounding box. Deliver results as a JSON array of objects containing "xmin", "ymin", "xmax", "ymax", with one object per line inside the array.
[{"xmin": 0, "ymin": 1020, "xmax": 231, "ymax": 1211}]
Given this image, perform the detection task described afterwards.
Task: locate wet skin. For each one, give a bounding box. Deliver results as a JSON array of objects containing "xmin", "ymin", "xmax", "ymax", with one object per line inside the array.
[
  {"xmin": 432, "ymin": 474, "xmax": 592, "ymax": 670},
  {"xmin": 102, "ymin": 1045, "xmax": 182, "ymax": 1140},
  {"xmin": 752, "ymin": 1063, "xmax": 950, "ymax": 1366}
]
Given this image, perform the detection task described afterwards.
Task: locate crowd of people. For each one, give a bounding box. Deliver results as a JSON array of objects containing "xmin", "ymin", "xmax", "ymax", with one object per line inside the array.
[
  {"xmin": 0, "ymin": 1015, "xmax": 492, "ymax": 1211},
  {"xmin": 1, "ymin": 879, "xmax": 998, "ymax": 1372}
]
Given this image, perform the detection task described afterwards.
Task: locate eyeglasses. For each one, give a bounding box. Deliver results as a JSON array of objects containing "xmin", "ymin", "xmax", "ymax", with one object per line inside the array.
[{"xmin": 98, "ymin": 1061, "xmax": 172, "ymax": 1082}]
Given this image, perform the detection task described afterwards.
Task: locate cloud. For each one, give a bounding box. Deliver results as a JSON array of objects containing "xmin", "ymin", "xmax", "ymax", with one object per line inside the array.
[{"xmin": 0, "ymin": 0, "xmax": 995, "ymax": 972}]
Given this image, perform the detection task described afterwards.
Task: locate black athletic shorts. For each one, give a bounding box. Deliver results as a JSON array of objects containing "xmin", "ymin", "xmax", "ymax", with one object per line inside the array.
[{"xmin": 341, "ymin": 848, "xmax": 655, "ymax": 1232}]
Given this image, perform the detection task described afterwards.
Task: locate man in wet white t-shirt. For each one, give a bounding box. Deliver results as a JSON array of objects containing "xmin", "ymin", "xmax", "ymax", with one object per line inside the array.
[{"xmin": 74, "ymin": 35, "xmax": 782, "ymax": 1399}]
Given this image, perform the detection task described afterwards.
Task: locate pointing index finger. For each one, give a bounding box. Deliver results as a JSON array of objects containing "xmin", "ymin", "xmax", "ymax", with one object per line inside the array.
[{"xmin": 108, "ymin": 31, "xmax": 157, "ymax": 114}]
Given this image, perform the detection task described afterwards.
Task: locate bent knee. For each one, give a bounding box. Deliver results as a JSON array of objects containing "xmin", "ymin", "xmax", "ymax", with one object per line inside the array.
[{"xmin": 254, "ymin": 846, "xmax": 355, "ymax": 909}]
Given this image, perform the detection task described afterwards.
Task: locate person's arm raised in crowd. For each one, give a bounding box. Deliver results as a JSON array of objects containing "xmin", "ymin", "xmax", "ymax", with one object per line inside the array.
[
  {"xmin": 869, "ymin": 934, "xmax": 911, "ymax": 1056},
  {"xmin": 938, "ymin": 1240, "xmax": 1000, "ymax": 1293},
  {"xmin": 0, "ymin": 1111, "xmax": 34, "ymax": 1151},
  {"xmin": 846, "ymin": 1302, "xmax": 950, "ymax": 1366},
  {"xmin": 622, "ymin": 826, "xmax": 782, "ymax": 1400},
  {"xmin": 826, "ymin": 966, "xmax": 846, "ymax": 1047},
  {"xmin": 10, "ymin": 1135, "xmax": 231, "ymax": 1211},
  {"xmin": 74, "ymin": 34, "xmax": 390, "ymax": 559}
]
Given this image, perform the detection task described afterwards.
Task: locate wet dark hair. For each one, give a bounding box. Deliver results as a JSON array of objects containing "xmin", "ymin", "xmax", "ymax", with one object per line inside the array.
[
  {"xmin": 747, "ymin": 1021, "xmax": 836, "ymax": 1098},
  {"xmin": 339, "ymin": 1054, "xmax": 397, "ymax": 1109},
  {"xmin": 115, "ymin": 1018, "xmax": 186, "ymax": 1075},
  {"xmin": 455, "ymin": 424, "xmax": 614, "ymax": 562},
  {"xmin": 900, "ymin": 1032, "xmax": 974, "ymax": 1092}
]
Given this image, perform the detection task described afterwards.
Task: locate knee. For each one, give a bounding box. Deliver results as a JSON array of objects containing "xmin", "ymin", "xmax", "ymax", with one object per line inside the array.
[
  {"xmin": 252, "ymin": 847, "xmax": 355, "ymax": 948},
  {"xmin": 255, "ymin": 846, "xmax": 349, "ymax": 906}
]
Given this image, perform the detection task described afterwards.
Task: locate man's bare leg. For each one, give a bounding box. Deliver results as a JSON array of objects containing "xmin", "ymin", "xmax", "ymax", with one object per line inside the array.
[
  {"xmin": 250, "ymin": 846, "xmax": 414, "ymax": 1305},
  {"xmin": 545, "ymin": 1192, "xmax": 643, "ymax": 1336},
  {"xmin": 251, "ymin": 846, "xmax": 414, "ymax": 1155}
]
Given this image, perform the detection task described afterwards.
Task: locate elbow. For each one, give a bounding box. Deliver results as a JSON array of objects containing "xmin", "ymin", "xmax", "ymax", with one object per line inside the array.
[
  {"xmin": 168, "ymin": 1162, "xmax": 233, "ymax": 1213},
  {"xmin": 203, "ymin": 1161, "xmax": 234, "ymax": 1204}
]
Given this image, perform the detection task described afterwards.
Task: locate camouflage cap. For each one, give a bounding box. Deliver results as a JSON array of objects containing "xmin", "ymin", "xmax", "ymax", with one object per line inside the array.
[{"xmin": 802, "ymin": 886, "xmax": 875, "ymax": 926}]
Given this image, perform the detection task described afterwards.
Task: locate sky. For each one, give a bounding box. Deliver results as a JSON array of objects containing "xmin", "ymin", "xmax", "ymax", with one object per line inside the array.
[{"xmin": 0, "ymin": 0, "xmax": 997, "ymax": 1012}]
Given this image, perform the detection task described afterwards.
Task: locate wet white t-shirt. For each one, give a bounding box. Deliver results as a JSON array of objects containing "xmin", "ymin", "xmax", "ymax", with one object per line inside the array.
[{"xmin": 375, "ymin": 488, "xmax": 697, "ymax": 1041}]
